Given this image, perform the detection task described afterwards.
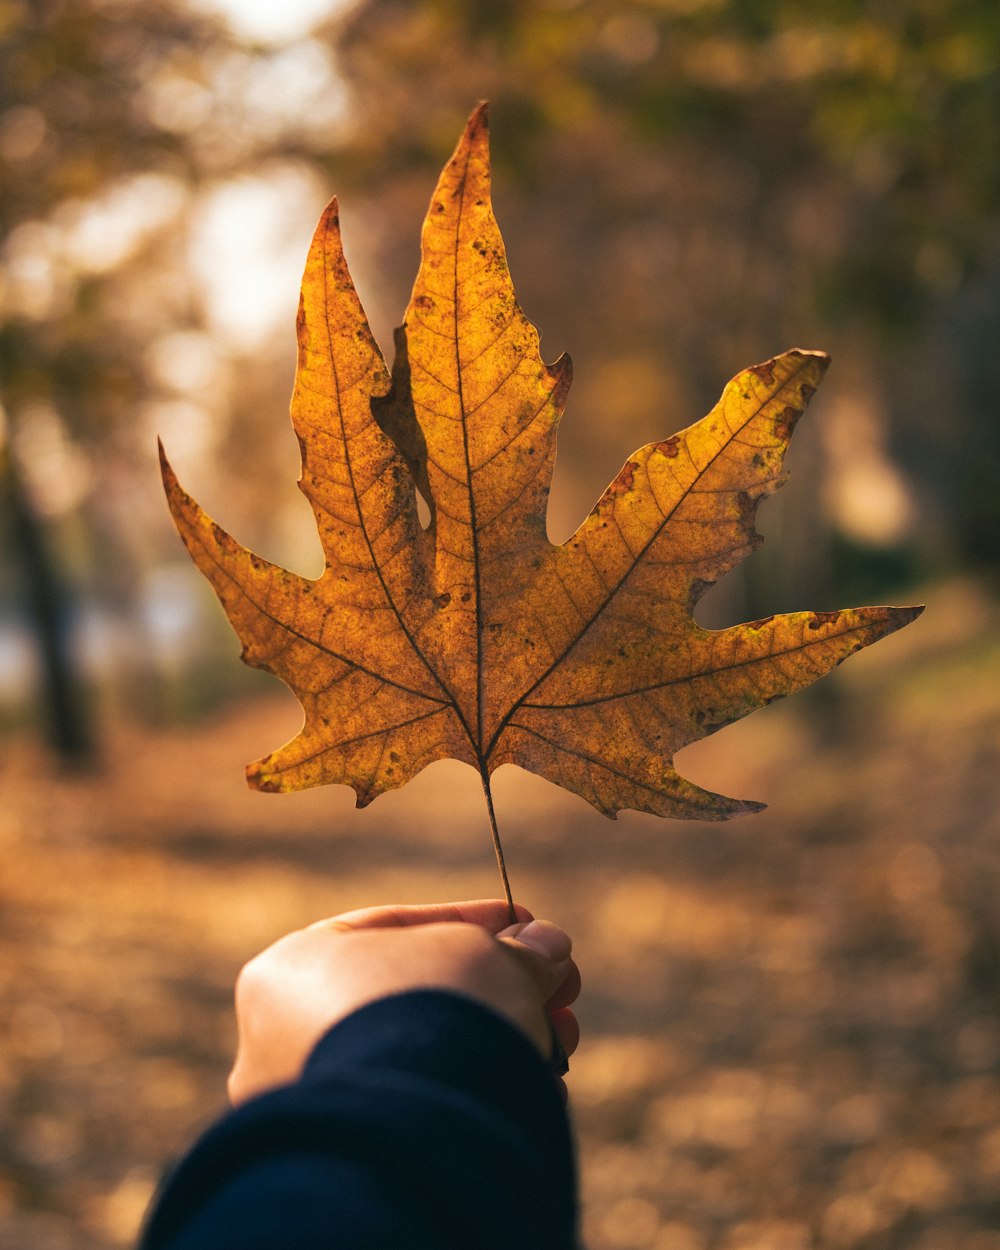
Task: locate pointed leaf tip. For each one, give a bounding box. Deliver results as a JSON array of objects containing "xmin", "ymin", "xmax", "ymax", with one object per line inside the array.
[
  {"xmin": 468, "ymin": 100, "xmax": 490, "ymax": 133},
  {"xmin": 319, "ymin": 196, "xmax": 340, "ymax": 229},
  {"xmin": 157, "ymin": 438, "xmax": 175, "ymax": 487},
  {"xmin": 894, "ymin": 604, "xmax": 925, "ymax": 627}
]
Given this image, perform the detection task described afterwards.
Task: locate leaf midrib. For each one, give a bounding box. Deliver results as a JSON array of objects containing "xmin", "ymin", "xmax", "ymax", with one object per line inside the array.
[
  {"xmin": 519, "ymin": 612, "xmax": 883, "ymax": 711},
  {"xmin": 448, "ymin": 136, "xmax": 487, "ymax": 758}
]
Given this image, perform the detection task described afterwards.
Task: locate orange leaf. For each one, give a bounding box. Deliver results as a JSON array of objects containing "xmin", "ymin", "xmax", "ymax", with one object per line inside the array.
[{"xmin": 161, "ymin": 104, "xmax": 921, "ymax": 878}]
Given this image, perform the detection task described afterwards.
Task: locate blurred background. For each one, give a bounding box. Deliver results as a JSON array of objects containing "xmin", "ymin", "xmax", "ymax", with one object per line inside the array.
[{"xmin": 1, "ymin": 1, "xmax": 998, "ymax": 1247}]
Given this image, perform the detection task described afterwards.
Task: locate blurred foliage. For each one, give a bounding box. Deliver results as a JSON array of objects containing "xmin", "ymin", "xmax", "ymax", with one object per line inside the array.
[
  {"xmin": 0, "ymin": 0, "xmax": 997, "ymax": 747},
  {"xmin": 328, "ymin": 0, "xmax": 1000, "ymax": 593},
  {"xmin": 0, "ymin": 0, "xmax": 341, "ymax": 745}
]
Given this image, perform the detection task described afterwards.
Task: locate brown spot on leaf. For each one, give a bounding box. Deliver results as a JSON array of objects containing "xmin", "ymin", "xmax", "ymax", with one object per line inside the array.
[
  {"xmin": 750, "ymin": 359, "xmax": 777, "ymax": 384},
  {"xmin": 549, "ymin": 353, "xmax": 573, "ymax": 407},
  {"xmin": 433, "ymin": 592, "xmax": 451, "ymax": 609},
  {"xmin": 808, "ymin": 611, "xmax": 842, "ymax": 630},
  {"xmin": 774, "ymin": 405, "xmax": 801, "ymax": 440},
  {"xmin": 614, "ymin": 461, "xmax": 638, "ymax": 491},
  {"xmin": 659, "ymin": 436, "xmax": 681, "ymax": 459}
]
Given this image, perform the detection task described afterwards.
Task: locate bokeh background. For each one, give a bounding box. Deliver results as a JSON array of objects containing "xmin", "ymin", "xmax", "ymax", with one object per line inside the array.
[{"xmin": 2, "ymin": 1, "xmax": 999, "ymax": 1247}]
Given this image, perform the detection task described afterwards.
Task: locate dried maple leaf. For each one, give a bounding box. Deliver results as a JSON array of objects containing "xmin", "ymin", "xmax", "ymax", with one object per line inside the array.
[{"xmin": 161, "ymin": 104, "xmax": 922, "ymax": 910}]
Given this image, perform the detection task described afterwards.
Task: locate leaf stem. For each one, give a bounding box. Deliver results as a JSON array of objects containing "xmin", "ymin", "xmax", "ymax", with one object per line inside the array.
[{"xmin": 479, "ymin": 766, "xmax": 516, "ymax": 925}]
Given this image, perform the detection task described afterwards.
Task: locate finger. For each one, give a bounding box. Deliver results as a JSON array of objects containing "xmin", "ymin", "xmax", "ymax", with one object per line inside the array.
[
  {"xmin": 499, "ymin": 920, "xmax": 573, "ymax": 1000},
  {"xmin": 550, "ymin": 1006, "xmax": 580, "ymax": 1057},
  {"xmin": 499, "ymin": 919, "xmax": 571, "ymax": 960},
  {"xmin": 547, "ymin": 959, "xmax": 581, "ymax": 1011},
  {"xmin": 312, "ymin": 900, "xmax": 535, "ymax": 934}
]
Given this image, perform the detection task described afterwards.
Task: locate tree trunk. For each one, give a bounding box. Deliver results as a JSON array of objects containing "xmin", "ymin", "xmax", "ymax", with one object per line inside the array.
[{"xmin": 2, "ymin": 451, "xmax": 94, "ymax": 762}]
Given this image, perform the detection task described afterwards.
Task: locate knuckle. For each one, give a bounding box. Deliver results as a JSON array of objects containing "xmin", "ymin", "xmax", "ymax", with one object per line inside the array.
[
  {"xmin": 234, "ymin": 954, "xmax": 261, "ymax": 995},
  {"xmin": 447, "ymin": 923, "xmax": 510, "ymax": 979},
  {"xmin": 234, "ymin": 947, "xmax": 276, "ymax": 1007}
]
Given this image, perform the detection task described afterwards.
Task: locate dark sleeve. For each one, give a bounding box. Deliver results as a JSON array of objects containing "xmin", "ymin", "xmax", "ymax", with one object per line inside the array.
[{"xmin": 138, "ymin": 989, "xmax": 578, "ymax": 1250}]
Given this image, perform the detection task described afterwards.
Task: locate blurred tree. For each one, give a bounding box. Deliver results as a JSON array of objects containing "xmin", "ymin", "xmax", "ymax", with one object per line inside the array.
[
  {"xmin": 1, "ymin": 0, "xmax": 220, "ymax": 754},
  {"xmin": 0, "ymin": 0, "xmax": 340, "ymax": 751}
]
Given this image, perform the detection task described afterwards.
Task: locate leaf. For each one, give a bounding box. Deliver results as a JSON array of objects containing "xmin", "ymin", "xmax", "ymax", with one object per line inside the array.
[{"xmin": 160, "ymin": 103, "xmax": 922, "ymax": 865}]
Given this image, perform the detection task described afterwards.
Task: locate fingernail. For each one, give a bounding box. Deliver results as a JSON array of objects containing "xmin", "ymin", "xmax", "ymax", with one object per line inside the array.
[{"xmin": 508, "ymin": 919, "xmax": 572, "ymax": 962}]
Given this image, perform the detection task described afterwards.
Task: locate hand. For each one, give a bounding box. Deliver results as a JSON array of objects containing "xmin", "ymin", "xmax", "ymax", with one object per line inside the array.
[{"xmin": 227, "ymin": 900, "xmax": 581, "ymax": 1104}]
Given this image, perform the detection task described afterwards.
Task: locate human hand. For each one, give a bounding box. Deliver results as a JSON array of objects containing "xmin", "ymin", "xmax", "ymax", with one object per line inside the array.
[{"xmin": 227, "ymin": 900, "xmax": 581, "ymax": 1104}]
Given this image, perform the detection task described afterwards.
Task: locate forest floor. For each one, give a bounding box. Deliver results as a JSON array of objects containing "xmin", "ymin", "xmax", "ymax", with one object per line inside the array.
[{"xmin": 2, "ymin": 574, "xmax": 999, "ymax": 1250}]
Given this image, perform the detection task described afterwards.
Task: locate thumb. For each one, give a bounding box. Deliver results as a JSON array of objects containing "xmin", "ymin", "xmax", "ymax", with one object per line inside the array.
[{"xmin": 498, "ymin": 919, "xmax": 573, "ymax": 1000}]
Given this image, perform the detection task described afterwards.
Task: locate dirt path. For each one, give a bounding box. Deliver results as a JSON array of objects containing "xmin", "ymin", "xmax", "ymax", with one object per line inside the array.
[{"xmin": 2, "ymin": 578, "xmax": 999, "ymax": 1249}]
